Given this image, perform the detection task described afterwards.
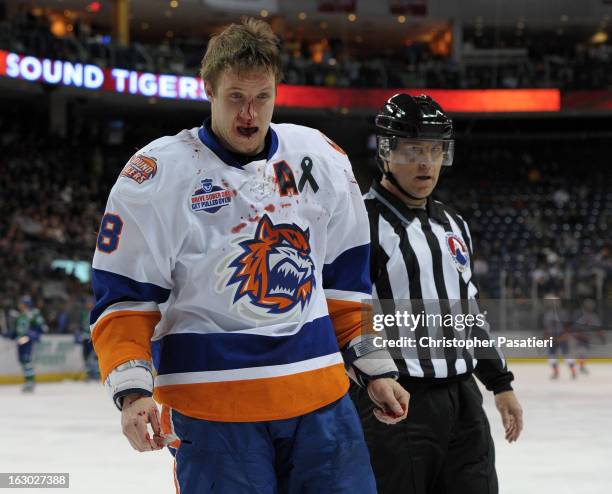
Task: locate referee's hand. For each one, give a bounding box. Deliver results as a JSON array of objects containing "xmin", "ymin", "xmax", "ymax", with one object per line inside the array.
[
  {"xmin": 367, "ymin": 378, "xmax": 410, "ymax": 425},
  {"xmin": 494, "ymin": 390, "xmax": 523, "ymax": 442}
]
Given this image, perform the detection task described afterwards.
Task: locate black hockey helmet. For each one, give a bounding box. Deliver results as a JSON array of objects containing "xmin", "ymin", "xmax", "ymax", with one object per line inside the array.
[
  {"xmin": 375, "ymin": 93, "xmax": 453, "ymax": 139},
  {"xmin": 375, "ymin": 93, "xmax": 453, "ymax": 141},
  {"xmin": 374, "ymin": 94, "xmax": 454, "ymax": 200}
]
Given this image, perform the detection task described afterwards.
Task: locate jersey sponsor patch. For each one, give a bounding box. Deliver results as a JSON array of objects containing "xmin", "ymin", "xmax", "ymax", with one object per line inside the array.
[
  {"xmin": 120, "ymin": 154, "xmax": 158, "ymax": 184},
  {"xmin": 191, "ymin": 178, "xmax": 233, "ymax": 213},
  {"xmin": 445, "ymin": 232, "xmax": 470, "ymax": 273},
  {"xmin": 227, "ymin": 215, "xmax": 315, "ymax": 314}
]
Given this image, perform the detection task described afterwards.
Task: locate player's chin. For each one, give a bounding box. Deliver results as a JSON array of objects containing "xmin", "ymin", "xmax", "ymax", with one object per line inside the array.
[
  {"xmin": 234, "ymin": 136, "xmax": 264, "ymax": 155},
  {"xmin": 409, "ymin": 183, "xmax": 434, "ymax": 197}
]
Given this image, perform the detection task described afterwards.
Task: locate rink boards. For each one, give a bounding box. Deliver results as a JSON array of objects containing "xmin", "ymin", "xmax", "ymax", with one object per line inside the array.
[
  {"xmin": 1, "ymin": 334, "xmax": 611, "ymax": 385},
  {"xmin": 0, "ymin": 335, "xmax": 86, "ymax": 384}
]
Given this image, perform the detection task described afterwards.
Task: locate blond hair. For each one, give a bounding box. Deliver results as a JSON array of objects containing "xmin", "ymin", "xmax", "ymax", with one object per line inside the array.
[{"xmin": 201, "ymin": 17, "xmax": 283, "ymax": 93}]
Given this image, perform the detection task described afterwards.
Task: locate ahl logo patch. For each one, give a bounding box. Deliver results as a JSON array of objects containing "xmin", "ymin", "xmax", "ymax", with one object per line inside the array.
[
  {"xmin": 120, "ymin": 154, "xmax": 158, "ymax": 184},
  {"xmin": 445, "ymin": 232, "xmax": 470, "ymax": 273},
  {"xmin": 191, "ymin": 179, "xmax": 232, "ymax": 213},
  {"xmin": 227, "ymin": 215, "xmax": 315, "ymax": 314}
]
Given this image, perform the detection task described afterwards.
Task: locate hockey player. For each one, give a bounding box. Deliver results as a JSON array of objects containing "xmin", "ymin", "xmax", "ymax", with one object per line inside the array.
[
  {"xmin": 351, "ymin": 94, "xmax": 524, "ymax": 494},
  {"xmin": 73, "ymin": 297, "xmax": 99, "ymax": 381},
  {"xmin": 543, "ymin": 294, "xmax": 575, "ymax": 379},
  {"xmin": 90, "ymin": 18, "xmax": 408, "ymax": 494},
  {"xmin": 571, "ymin": 298, "xmax": 604, "ymax": 375},
  {"xmin": 11, "ymin": 295, "xmax": 46, "ymax": 392}
]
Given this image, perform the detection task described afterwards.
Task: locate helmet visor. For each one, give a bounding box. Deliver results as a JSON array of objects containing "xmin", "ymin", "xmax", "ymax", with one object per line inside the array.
[{"xmin": 380, "ymin": 138, "xmax": 454, "ymax": 167}]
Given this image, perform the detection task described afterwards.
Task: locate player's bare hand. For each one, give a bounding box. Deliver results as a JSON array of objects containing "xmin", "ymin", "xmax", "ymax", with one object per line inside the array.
[
  {"xmin": 495, "ymin": 390, "xmax": 523, "ymax": 442},
  {"xmin": 367, "ymin": 378, "xmax": 409, "ymax": 424},
  {"xmin": 17, "ymin": 336, "xmax": 31, "ymax": 345},
  {"xmin": 121, "ymin": 395, "xmax": 164, "ymax": 452}
]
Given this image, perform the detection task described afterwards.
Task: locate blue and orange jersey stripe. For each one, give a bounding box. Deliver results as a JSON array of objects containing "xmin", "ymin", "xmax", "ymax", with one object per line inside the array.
[{"xmin": 323, "ymin": 243, "xmax": 372, "ymax": 347}]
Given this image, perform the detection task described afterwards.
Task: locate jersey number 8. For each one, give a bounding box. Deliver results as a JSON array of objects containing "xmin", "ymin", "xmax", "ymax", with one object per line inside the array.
[{"xmin": 97, "ymin": 213, "xmax": 124, "ymax": 253}]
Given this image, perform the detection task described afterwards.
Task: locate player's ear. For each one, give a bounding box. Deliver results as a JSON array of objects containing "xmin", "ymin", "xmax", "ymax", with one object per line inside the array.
[{"xmin": 204, "ymin": 81, "xmax": 215, "ymax": 101}]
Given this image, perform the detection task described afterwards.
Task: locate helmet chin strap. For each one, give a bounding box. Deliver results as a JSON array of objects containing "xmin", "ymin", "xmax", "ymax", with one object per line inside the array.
[{"xmin": 381, "ymin": 164, "xmax": 427, "ymax": 202}]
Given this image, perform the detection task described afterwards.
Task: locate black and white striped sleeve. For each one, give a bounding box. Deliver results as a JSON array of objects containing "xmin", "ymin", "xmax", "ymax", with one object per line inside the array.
[{"xmin": 460, "ymin": 217, "xmax": 515, "ymax": 394}]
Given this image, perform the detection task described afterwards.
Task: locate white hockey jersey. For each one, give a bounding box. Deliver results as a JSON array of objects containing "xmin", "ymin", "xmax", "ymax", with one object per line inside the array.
[{"xmin": 90, "ymin": 122, "xmax": 371, "ymax": 422}]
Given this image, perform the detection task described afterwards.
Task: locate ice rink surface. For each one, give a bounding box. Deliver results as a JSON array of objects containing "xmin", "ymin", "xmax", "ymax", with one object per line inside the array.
[{"xmin": 1, "ymin": 363, "xmax": 611, "ymax": 494}]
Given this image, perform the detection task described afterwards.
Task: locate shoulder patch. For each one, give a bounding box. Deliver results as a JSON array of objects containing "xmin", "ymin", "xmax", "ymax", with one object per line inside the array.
[
  {"xmin": 445, "ymin": 232, "xmax": 470, "ymax": 273},
  {"xmin": 319, "ymin": 132, "xmax": 347, "ymax": 156},
  {"xmin": 120, "ymin": 154, "xmax": 158, "ymax": 184}
]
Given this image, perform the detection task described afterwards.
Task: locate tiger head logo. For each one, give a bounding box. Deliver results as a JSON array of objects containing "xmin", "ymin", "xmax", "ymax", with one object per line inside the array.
[{"xmin": 227, "ymin": 215, "xmax": 316, "ymax": 314}]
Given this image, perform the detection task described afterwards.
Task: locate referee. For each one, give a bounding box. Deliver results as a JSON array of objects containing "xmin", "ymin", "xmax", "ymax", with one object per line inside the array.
[{"xmin": 351, "ymin": 94, "xmax": 523, "ymax": 494}]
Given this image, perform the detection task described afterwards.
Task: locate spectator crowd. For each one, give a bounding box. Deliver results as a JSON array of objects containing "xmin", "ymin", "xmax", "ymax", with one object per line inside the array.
[{"xmin": 1, "ymin": 11, "xmax": 611, "ymax": 90}]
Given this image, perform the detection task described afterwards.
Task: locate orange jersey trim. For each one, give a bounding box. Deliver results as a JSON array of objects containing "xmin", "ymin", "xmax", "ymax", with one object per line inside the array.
[
  {"xmin": 327, "ymin": 299, "xmax": 372, "ymax": 348},
  {"xmin": 154, "ymin": 363, "xmax": 349, "ymax": 422},
  {"xmin": 92, "ymin": 310, "xmax": 159, "ymax": 380},
  {"xmin": 160, "ymin": 405, "xmax": 181, "ymax": 450}
]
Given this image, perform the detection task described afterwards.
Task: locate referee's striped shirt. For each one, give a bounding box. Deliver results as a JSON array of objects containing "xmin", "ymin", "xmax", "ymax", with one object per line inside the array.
[{"xmin": 366, "ymin": 181, "xmax": 513, "ymax": 393}]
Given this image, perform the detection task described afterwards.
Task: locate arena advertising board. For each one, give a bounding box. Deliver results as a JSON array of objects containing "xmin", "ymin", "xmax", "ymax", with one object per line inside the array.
[
  {"xmin": 0, "ymin": 49, "xmax": 561, "ymax": 112},
  {"xmin": 0, "ymin": 335, "xmax": 84, "ymax": 383}
]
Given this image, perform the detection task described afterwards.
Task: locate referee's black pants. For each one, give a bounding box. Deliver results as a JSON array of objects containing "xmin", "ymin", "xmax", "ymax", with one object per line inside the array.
[{"xmin": 350, "ymin": 376, "xmax": 498, "ymax": 494}]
